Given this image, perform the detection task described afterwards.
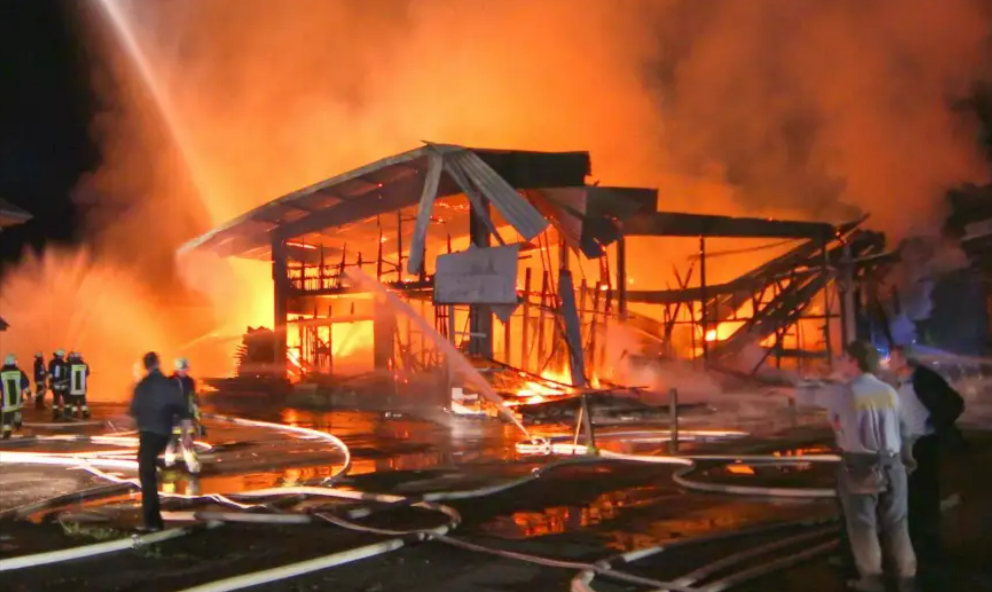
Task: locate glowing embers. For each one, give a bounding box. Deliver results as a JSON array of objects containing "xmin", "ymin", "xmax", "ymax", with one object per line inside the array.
[{"xmin": 505, "ymin": 368, "xmax": 574, "ymax": 407}]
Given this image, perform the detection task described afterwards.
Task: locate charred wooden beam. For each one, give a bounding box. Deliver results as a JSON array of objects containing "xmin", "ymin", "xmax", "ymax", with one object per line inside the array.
[{"xmin": 624, "ymin": 211, "xmax": 835, "ymax": 240}]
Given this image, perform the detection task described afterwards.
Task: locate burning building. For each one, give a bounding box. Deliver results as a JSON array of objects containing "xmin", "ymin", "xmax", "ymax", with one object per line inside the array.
[{"xmin": 180, "ymin": 143, "xmax": 872, "ymax": 410}]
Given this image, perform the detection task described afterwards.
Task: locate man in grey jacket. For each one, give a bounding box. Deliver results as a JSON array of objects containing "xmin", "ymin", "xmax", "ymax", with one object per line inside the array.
[{"xmin": 130, "ymin": 352, "xmax": 191, "ymax": 531}]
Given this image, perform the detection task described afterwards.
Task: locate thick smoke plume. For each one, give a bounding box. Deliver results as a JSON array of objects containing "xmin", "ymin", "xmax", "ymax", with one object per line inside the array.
[{"xmin": 1, "ymin": 0, "xmax": 990, "ymax": 400}]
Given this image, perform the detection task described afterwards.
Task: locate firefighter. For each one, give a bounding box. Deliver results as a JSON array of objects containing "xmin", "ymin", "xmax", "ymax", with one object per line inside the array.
[
  {"xmin": 48, "ymin": 349, "xmax": 70, "ymax": 421},
  {"xmin": 1, "ymin": 354, "xmax": 30, "ymax": 439},
  {"xmin": 68, "ymin": 351, "xmax": 91, "ymax": 420},
  {"xmin": 164, "ymin": 357, "xmax": 202, "ymax": 474},
  {"xmin": 33, "ymin": 352, "xmax": 47, "ymax": 410}
]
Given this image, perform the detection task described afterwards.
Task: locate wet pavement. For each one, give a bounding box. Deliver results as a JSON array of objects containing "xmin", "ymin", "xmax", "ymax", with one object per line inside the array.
[{"xmin": 1, "ymin": 399, "xmax": 990, "ymax": 592}]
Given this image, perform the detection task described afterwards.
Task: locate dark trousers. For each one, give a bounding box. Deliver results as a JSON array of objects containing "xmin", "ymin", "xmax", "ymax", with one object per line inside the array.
[
  {"xmin": 52, "ymin": 389, "xmax": 67, "ymax": 417},
  {"xmin": 138, "ymin": 432, "xmax": 170, "ymax": 530},
  {"xmin": 908, "ymin": 434, "xmax": 942, "ymax": 566}
]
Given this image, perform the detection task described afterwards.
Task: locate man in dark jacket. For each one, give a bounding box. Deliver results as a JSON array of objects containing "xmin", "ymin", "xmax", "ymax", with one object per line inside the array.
[
  {"xmin": 48, "ymin": 349, "xmax": 69, "ymax": 421},
  {"xmin": 129, "ymin": 352, "xmax": 190, "ymax": 531},
  {"xmin": 888, "ymin": 346, "xmax": 966, "ymax": 569},
  {"xmin": 33, "ymin": 353, "xmax": 47, "ymax": 410}
]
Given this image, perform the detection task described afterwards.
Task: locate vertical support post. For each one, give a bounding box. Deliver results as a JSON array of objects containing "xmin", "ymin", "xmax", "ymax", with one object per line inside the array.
[
  {"xmin": 319, "ymin": 245, "xmax": 326, "ymax": 290},
  {"xmin": 558, "ymin": 269, "xmax": 594, "ymax": 452},
  {"xmin": 376, "ymin": 230, "xmax": 384, "ymax": 281},
  {"xmin": 617, "ymin": 234, "xmax": 627, "ymax": 319},
  {"xmin": 327, "ymin": 305, "xmax": 334, "ymax": 375},
  {"xmin": 272, "ymin": 237, "xmax": 289, "ymax": 379},
  {"xmin": 396, "ymin": 210, "xmax": 404, "ymax": 282},
  {"xmin": 839, "ymin": 243, "xmax": 856, "ymax": 350},
  {"xmin": 373, "ymin": 295, "xmax": 396, "ymax": 373},
  {"xmin": 503, "ymin": 314, "xmax": 512, "ymax": 366},
  {"xmin": 579, "ymin": 279, "xmax": 589, "ymax": 369},
  {"xmin": 699, "ymin": 236, "xmax": 709, "ymax": 362},
  {"xmin": 668, "ymin": 388, "xmax": 679, "ymax": 454},
  {"xmin": 537, "ymin": 272, "xmax": 549, "ymax": 370},
  {"xmin": 447, "ymin": 303, "xmax": 457, "ymax": 409},
  {"xmin": 522, "ymin": 268, "xmax": 532, "ymax": 372},
  {"xmin": 556, "ymin": 235, "xmax": 569, "ymax": 370},
  {"xmin": 468, "ymin": 198, "xmax": 493, "ymax": 358},
  {"xmin": 590, "ymin": 282, "xmax": 601, "ymax": 373},
  {"xmin": 822, "ymin": 234, "xmax": 833, "ymax": 363}
]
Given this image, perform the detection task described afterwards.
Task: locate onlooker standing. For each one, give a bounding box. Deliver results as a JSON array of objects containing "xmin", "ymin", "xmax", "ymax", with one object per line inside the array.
[
  {"xmin": 888, "ymin": 346, "xmax": 965, "ymax": 569},
  {"xmin": 794, "ymin": 341, "xmax": 916, "ymax": 592},
  {"xmin": 129, "ymin": 352, "xmax": 190, "ymax": 532}
]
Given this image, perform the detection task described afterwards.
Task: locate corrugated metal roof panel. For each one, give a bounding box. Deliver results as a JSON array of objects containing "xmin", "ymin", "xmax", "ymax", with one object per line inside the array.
[{"xmin": 447, "ymin": 150, "xmax": 548, "ymax": 240}]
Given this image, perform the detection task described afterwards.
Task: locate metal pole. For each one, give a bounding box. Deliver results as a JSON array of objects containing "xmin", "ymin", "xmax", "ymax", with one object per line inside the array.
[
  {"xmin": 272, "ymin": 238, "xmax": 289, "ymax": 379},
  {"xmin": 699, "ymin": 236, "xmax": 709, "ymax": 362},
  {"xmin": 522, "ymin": 268, "xmax": 532, "ymax": 372},
  {"xmin": 839, "ymin": 243, "xmax": 856, "ymax": 348},
  {"xmin": 669, "ymin": 388, "xmax": 679, "ymax": 454},
  {"xmin": 822, "ymin": 234, "xmax": 833, "ymax": 363},
  {"xmin": 617, "ymin": 235, "xmax": 627, "ymax": 318}
]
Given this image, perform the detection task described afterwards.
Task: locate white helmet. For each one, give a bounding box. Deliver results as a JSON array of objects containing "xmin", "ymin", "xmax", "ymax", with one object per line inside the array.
[
  {"xmin": 35, "ymin": 352, "xmax": 43, "ymax": 358},
  {"xmin": 4, "ymin": 354, "xmax": 16, "ymax": 366},
  {"xmin": 55, "ymin": 349, "xmax": 66, "ymax": 357},
  {"xmin": 175, "ymin": 357, "xmax": 190, "ymax": 372}
]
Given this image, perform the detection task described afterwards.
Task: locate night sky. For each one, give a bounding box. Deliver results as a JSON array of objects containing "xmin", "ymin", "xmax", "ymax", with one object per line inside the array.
[{"xmin": 0, "ymin": 1, "xmax": 97, "ymax": 266}]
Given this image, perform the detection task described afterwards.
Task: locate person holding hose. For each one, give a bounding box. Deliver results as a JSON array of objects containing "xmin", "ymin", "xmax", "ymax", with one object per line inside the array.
[
  {"xmin": 887, "ymin": 346, "xmax": 965, "ymax": 574},
  {"xmin": 164, "ymin": 357, "xmax": 203, "ymax": 474},
  {"xmin": 33, "ymin": 353, "xmax": 47, "ymax": 410},
  {"xmin": 129, "ymin": 352, "xmax": 191, "ymax": 532},
  {"xmin": 792, "ymin": 341, "xmax": 917, "ymax": 592},
  {"xmin": 48, "ymin": 349, "xmax": 69, "ymax": 421}
]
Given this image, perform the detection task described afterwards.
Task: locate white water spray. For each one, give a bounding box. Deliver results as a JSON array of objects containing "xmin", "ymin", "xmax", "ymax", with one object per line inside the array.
[
  {"xmin": 345, "ymin": 269, "xmax": 531, "ymax": 437},
  {"xmin": 95, "ymin": 0, "xmax": 208, "ymax": 200}
]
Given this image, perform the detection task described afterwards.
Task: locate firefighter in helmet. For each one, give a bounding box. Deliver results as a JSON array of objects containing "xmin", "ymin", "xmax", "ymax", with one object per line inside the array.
[
  {"xmin": 68, "ymin": 351, "xmax": 91, "ymax": 419},
  {"xmin": 1, "ymin": 354, "xmax": 30, "ymax": 439},
  {"xmin": 33, "ymin": 352, "xmax": 47, "ymax": 410},
  {"xmin": 164, "ymin": 357, "xmax": 202, "ymax": 473},
  {"xmin": 48, "ymin": 349, "xmax": 70, "ymax": 421}
]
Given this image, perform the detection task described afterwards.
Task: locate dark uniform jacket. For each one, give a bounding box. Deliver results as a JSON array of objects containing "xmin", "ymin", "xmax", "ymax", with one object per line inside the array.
[
  {"xmin": 48, "ymin": 357, "xmax": 69, "ymax": 391},
  {"xmin": 911, "ymin": 364, "xmax": 966, "ymax": 447},
  {"xmin": 33, "ymin": 358, "xmax": 47, "ymax": 383},
  {"xmin": 130, "ymin": 369, "xmax": 191, "ymax": 436}
]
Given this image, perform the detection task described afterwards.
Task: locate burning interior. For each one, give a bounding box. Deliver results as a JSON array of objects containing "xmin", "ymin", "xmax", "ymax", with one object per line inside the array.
[{"xmin": 179, "ymin": 143, "xmax": 889, "ymax": 417}]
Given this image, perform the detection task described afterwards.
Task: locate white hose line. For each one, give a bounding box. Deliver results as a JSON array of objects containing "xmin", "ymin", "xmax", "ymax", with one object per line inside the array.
[
  {"xmin": 176, "ymin": 515, "xmax": 455, "ymax": 592},
  {"xmin": 200, "ymin": 413, "xmax": 350, "ymax": 485},
  {"xmin": 661, "ymin": 526, "xmax": 838, "ymax": 591},
  {"xmin": 0, "ymin": 522, "xmax": 222, "ymax": 572},
  {"xmin": 570, "ymin": 516, "xmax": 839, "ymax": 592},
  {"xmin": 672, "ymin": 464, "xmax": 836, "ymax": 498},
  {"xmin": 317, "ymin": 510, "xmax": 695, "ymax": 592},
  {"xmin": 693, "ymin": 539, "xmax": 838, "ymax": 592}
]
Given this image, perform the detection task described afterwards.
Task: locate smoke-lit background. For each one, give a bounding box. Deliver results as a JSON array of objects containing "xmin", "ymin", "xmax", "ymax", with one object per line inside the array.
[{"xmin": 2, "ymin": 0, "xmax": 992, "ymax": 400}]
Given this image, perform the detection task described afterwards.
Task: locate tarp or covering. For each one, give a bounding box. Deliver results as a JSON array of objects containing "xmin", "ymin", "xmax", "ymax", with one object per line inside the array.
[
  {"xmin": 178, "ymin": 143, "xmax": 589, "ymax": 262},
  {"xmin": 0, "ymin": 198, "xmax": 31, "ymax": 228}
]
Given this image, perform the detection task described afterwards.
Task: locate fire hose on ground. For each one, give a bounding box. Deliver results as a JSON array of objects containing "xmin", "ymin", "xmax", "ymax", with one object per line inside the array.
[{"xmin": 2, "ymin": 418, "xmax": 851, "ymax": 591}]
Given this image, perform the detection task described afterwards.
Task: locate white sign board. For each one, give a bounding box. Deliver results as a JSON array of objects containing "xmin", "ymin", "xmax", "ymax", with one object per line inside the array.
[{"xmin": 433, "ymin": 243, "xmax": 520, "ymax": 305}]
